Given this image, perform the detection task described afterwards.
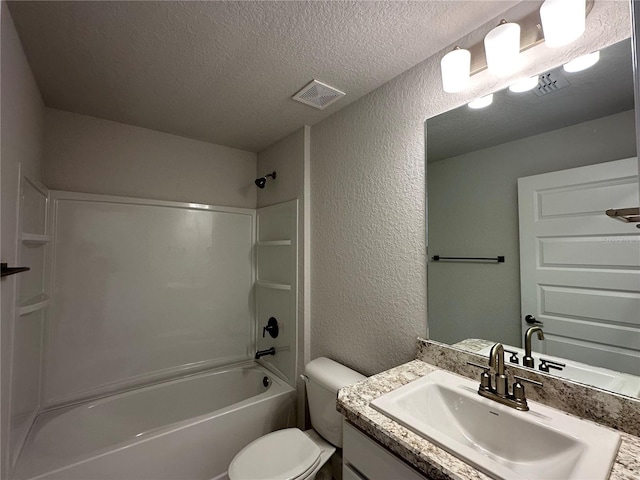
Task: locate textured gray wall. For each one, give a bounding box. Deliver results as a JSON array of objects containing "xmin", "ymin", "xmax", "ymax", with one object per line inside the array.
[
  {"xmin": 257, "ymin": 129, "xmax": 305, "ymax": 209},
  {"xmin": 44, "ymin": 108, "xmax": 257, "ymax": 208},
  {"xmin": 428, "ymin": 109, "xmax": 637, "ymax": 347},
  {"xmin": 310, "ymin": 1, "xmax": 631, "ymax": 376}
]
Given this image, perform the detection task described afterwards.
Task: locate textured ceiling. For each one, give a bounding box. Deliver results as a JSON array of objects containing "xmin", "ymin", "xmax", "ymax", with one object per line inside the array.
[
  {"xmin": 427, "ymin": 39, "xmax": 635, "ymax": 163},
  {"xmin": 7, "ymin": 1, "xmax": 518, "ymax": 152}
]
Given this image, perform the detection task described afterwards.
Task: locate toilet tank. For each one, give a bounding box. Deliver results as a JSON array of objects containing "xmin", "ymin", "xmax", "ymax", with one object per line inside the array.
[{"xmin": 305, "ymin": 357, "xmax": 366, "ymax": 448}]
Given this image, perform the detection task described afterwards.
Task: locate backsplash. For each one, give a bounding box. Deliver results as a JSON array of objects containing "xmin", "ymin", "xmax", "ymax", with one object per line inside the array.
[{"xmin": 416, "ymin": 338, "xmax": 640, "ymax": 437}]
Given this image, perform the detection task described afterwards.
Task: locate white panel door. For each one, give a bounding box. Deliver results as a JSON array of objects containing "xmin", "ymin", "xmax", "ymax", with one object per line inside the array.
[{"xmin": 518, "ymin": 158, "xmax": 640, "ymax": 375}]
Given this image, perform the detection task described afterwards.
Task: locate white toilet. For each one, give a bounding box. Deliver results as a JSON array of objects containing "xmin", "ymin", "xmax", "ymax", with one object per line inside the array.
[{"xmin": 228, "ymin": 357, "xmax": 365, "ymax": 480}]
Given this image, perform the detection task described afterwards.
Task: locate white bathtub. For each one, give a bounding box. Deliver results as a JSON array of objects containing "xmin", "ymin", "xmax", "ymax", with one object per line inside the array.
[{"xmin": 13, "ymin": 362, "xmax": 296, "ymax": 480}]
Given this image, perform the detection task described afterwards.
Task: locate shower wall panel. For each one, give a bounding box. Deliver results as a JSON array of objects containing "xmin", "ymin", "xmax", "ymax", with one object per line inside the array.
[
  {"xmin": 43, "ymin": 191, "xmax": 255, "ymax": 408},
  {"xmin": 255, "ymin": 200, "xmax": 298, "ymax": 385}
]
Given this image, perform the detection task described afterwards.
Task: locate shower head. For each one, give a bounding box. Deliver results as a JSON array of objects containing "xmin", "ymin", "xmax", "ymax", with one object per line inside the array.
[{"xmin": 255, "ymin": 172, "xmax": 276, "ymax": 189}]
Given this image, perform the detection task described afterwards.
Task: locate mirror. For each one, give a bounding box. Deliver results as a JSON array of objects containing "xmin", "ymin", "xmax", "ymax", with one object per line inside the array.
[{"xmin": 426, "ymin": 38, "xmax": 640, "ymax": 398}]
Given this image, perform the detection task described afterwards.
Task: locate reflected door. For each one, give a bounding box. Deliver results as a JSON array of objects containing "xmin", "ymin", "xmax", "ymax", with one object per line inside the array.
[{"xmin": 518, "ymin": 157, "xmax": 640, "ymax": 375}]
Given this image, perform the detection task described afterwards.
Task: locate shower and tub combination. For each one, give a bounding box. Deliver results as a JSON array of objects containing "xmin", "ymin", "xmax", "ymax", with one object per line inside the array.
[{"xmin": 11, "ymin": 183, "xmax": 299, "ymax": 480}]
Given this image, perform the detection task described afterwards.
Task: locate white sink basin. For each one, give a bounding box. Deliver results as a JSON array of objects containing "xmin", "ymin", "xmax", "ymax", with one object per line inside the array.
[{"xmin": 370, "ymin": 370, "xmax": 620, "ymax": 480}]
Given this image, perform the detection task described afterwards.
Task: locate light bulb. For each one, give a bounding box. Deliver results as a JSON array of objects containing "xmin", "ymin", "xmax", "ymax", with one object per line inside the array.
[
  {"xmin": 441, "ymin": 48, "xmax": 471, "ymax": 93},
  {"xmin": 540, "ymin": 0, "xmax": 586, "ymax": 48},
  {"xmin": 468, "ymin": 94, "xmax": 494, "ymax": 109},
  {"xmin": 563, "ymin": 51, "xmax": 600, "ymax": 73},
  {"xmin": 509, "ymin": 76, "xmax": 539, "ymax": 93},
  {"xmin": 484, "ymin": 21, "xmax": 521, "ymax": 76}
]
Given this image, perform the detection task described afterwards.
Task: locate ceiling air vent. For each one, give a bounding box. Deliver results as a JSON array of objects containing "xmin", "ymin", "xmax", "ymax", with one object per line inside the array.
[
  {"xmin": 534, "ymin": 71, "xmax": 571, "ymax": 96},
  {"xmin": 292, "ymin": 80, "xmax": 345, "ymax": 110}
]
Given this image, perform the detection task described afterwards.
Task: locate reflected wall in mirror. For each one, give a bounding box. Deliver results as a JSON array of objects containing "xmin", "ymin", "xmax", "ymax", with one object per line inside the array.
[{"xmin": 426, "ymin": 38, "xmax": 640, "ymax": 398}]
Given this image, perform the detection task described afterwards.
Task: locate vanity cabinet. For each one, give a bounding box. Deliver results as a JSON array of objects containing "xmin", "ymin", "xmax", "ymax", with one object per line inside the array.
[{"xmin": 343, "ymin": 422, "xmax": 428, "ymax": 480}]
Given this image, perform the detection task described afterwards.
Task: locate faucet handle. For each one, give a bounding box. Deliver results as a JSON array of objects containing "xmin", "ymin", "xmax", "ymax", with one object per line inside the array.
[
  {"xmin": 512, "ymin": 375, "xmax": 543, "ymax": 407},
  {"xmin": 262, "ymin": 317, "xmax": 279, "ymax": 338},
  {"xmin": 513, "ymin": 375, "xmax": 543, "ymax": 388},
  {"xmin": 539, "ymin": 358, "xmax": 565, "ymax": 373},
  {"xmin": 504, "ymin": 349, "xmax": 519, "ymax": 364},
  {"xmin": 467, "ymin": 361, "xmax": 492, "ymax": 391}
]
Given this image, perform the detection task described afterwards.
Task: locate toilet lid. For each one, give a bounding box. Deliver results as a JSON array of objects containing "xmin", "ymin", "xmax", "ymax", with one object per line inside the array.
[{"xmin": 228, "ymin": 428, "xmax": 322, "ymax": 480}]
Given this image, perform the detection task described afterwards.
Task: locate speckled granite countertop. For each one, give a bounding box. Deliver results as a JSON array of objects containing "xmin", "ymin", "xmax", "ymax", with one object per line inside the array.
[
  {"xmin": 337, "ymin": 360, "xmax": 640, "ymax": 480},
  {"xmin": 451, "ymin": 338, "xmax": 494, "ymax": 353}
]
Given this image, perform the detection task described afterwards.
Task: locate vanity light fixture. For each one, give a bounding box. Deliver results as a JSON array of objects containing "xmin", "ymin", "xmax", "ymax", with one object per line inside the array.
[
  {"xmin": 563, "ymin": 51, "xmax": 600, "ymax": 73},
  {"xmin": 484, "ymin": 20, "xmax": 521, "ymax": 76},
  {"xmin": 508, "ymin": 76, "xmax": 539, "ymax": 93},
  {"xmin": 441, "ymin": 47, "xmax": 471, "ymax": 93},
  {"xmin": 468, "ymin": 94, "xmax": 493, "ymax": 109},
  {"xmin": 439, "ymin": 0, "xmax": 592, "ymax": 94},
  {"xmin": 540, "ymin": 0, "xmax": 586, "ymax": 48}
]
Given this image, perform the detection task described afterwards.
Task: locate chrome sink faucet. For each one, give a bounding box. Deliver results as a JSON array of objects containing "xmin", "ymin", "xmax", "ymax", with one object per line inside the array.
[
  {"xmin": 468, "ymin": 342, "xmax": 543, "ymax": 411},
  {"xmin": 523, "ymin": 327, "xmax": 544, "ymax": 368}
]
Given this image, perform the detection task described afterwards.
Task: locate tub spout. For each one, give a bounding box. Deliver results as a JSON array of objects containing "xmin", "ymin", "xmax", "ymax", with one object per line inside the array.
[{"xmin": 255, "ymin": 347, "xmax": 276, "ymax": 359}]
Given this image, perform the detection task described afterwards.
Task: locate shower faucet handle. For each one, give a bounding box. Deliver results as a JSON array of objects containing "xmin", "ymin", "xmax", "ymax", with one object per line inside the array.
[{"xmin": 262, "ymin": 317, "xmax": 279, "ymax": 338}]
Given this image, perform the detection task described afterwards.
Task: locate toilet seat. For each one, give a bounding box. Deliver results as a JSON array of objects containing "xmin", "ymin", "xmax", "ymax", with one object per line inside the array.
[{"xmin": 228, "ymin": 428, "xmax": 322, "ymax": 480}]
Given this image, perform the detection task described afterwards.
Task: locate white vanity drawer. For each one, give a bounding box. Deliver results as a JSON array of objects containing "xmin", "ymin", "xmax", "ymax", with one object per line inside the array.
[{"xmin": 343, "ymin": 421, "xmax": 427, "ymax": 480}]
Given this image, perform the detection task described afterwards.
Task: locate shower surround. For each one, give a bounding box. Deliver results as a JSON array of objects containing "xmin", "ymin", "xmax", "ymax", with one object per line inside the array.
[
  {"xmin": 8, "ymin": 189, "xmax": 299, "ymax": 480},
  {"xmin": 44, "ymin": 191, "xmax": 256, "ymax": 407}
]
